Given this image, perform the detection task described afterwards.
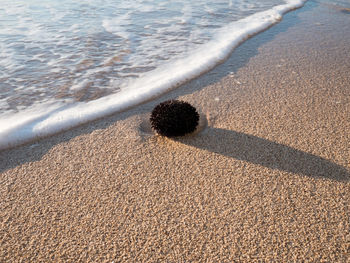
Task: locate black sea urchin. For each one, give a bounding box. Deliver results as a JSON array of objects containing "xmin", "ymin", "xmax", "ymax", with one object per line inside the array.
[{"xmin": 150, "ymin": 100, "xmax": 199, "ymax": 137}]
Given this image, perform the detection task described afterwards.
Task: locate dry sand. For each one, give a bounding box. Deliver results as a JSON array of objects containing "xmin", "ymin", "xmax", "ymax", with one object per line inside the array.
[{"xmin": 1, "ymin": 1, "xmax": 349, "ymax": 262}]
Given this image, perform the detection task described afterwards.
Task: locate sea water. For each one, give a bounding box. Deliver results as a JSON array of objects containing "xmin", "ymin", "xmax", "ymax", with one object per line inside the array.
[{"xmin": 0, "ymin": 0, "xmax": 306, "ymax": 150}]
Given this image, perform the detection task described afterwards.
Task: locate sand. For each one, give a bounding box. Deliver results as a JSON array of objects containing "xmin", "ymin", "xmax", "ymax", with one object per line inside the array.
[{"xmin": 1, "ymin": 1, "xmax": 349, "ymax": 262}]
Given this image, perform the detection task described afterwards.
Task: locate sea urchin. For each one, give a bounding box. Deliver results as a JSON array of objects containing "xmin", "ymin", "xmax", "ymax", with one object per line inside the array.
[{"xmin": 150, "ymin": 100, "xmax": 199, "ymax": 137}]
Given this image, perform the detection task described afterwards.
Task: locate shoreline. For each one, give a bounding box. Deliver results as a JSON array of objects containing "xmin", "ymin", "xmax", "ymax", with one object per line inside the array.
[
  {"xmin": 0, "ymin": 0, "xmax": 307, "ymax": 152},
  {"xmin": 1, "ymin": 1, "xmax": 349, "ymax": 261}
]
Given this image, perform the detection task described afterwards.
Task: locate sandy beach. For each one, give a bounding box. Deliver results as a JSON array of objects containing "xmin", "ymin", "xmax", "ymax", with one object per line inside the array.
[{"xmin": 1, "ymin": 1, "xmax": 349, "ymax": 262}]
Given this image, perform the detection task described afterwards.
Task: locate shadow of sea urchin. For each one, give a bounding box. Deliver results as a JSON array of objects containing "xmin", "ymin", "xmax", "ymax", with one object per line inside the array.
[{"xmin": 150, "ymin": 100, "xmax": 200, "ymax": 137}]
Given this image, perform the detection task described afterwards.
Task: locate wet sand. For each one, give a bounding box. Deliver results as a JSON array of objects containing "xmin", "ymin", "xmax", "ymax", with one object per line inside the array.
[{"xmin": 1, "ymin": 1, "xmax": 349, "ymax": 262}]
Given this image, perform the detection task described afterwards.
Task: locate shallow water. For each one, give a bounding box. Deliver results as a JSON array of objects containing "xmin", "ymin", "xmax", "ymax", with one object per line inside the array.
[{"xmin": 0, "ymin": 0, "xmax": 284, "ymax": 112}]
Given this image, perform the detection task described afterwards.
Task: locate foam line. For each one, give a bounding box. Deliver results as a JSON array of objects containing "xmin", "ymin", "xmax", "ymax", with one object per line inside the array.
[{"xmin": 0, "ymin": 0, "xmax": 306, "ymax": 150}]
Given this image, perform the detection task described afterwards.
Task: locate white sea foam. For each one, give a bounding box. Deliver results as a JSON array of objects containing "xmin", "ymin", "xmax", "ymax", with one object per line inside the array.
[
  {"xmin": 103, "ymin": 14, "xmax": 132, "ymax": 40},
  {"xmin": 0, "ymin": 0, "xmax": 306, "ymax": 150}
]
